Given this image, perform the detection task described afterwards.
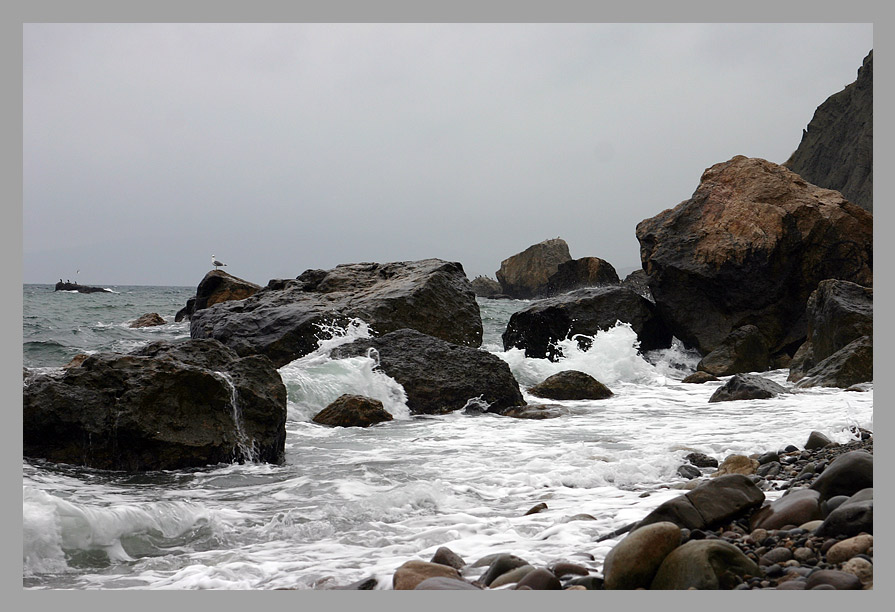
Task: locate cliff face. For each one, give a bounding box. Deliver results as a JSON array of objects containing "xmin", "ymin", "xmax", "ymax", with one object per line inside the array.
[{"xmin": 784, "ymin": 51, "xmax": 873, "ymax": 212}]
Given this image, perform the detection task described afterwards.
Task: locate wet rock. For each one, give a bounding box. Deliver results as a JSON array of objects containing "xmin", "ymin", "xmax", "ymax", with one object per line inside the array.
[
  {"xmin": 826, "ymin": 534, "xmax": 873, "ymax": 565},
  {"xmin": 312, "ymin": 394, "xmax": 393, "ymax": 428},
  {"xmin": 393, "ymin": 560, "xmax": 462, "ymax": 590},
  {"xmin": 545, "ymin": 257, "xmax": 620, "ymax": 295},
  {"xmin": 331, "ymin": 576, "xmax": 379, "ymax": 590},
  {"xmin": 804, "ymin": 569, "xmax": 863, "ymax": 590},
  {"xmin": 603, "ymin": 521, "xmax": 682, "ymax": 589},
  {"xmin": 685, "ymin": 452, "xmax": 719, "ymax": 468},
  {"xmin": 809, "ymin": 451, "xmax": 873, "ymax": 501},
  {"xmin": 815, "ymin": 491, "xmax": 873, "ymax": 538},
  {"xmin": 495, "ymin": 237, "xmax": 572, "ymax": 298},
  {"xmin": 696, "ymin": 325, "xmax": 770, "ymax": 376},
  {"xmin": 681, "ymin": 371, "xmax": 718, "ymax": 384},
  {"xmin": 175, "ymin": 270, "xmax": 261, "ymax": 322},
  {"xmin": 548, "ymin": 561, "xmax": 589, "ymax": 578},
  {"xmin": 524, "ymin": 503, "xmax": 548, "ymax": 516},
  {"xmin": 414, "ymin": 576, "xmax": 481, "ymax": 590},
  {"xmin": 430, "ymin": 546, "xmax": 466, "ymax": 570},
  {"xmin": 565, "ymin": 575, "xmax": 604, "ymax": 590},
  {"xmin": 708, "ymin": 374, "xmax": 787, "ymax": 403},
  {"xmin": 502, "ymin": 285, "xmax": 672, "ymax": 360},
  {"xmin": 712, "ymin": 454, "xmax": 759, "ymax": 477},
  {"xmin": 528, "ymin": 370, "xmax": 613, "ymax": 400},
  {"xmin": 129, "ymin": 313, "xmax": 166, "ymax": 328},
  {"xmin": 750, "ymin": 488, "xmax": 822, "ymax": 531},
  {"xmin": 677, "ymin": 465, "xmax": 701, "ymax": 480},
  {"xmin": 636, "ymin": 155, "xmax": 872, "ymax": 358},
  {"xmin": 805, "ymin": 431, "xmax": 833, "ymax": 450},
  {"xmin": 332, "ymin": 329, "xmax": 524, "ymax": 415},
  {"xmin": 514, "ymin": 568, "xmax": 562, "ymax": 590},
  {"xmin": 480, "ymin": 554, "xmax": 530, "ymax": 587},
  {"xmin": 489, "ymin": 564, "xmax": 535, "ymax": 588},
  {"xmin": 470, "ymin": 275, "xmax": 502, "ymax": 298},
  {"xmin": 795, "ymin": 336, "xmax": 873, "ymax": 389},
  {"xmin": 23, "ymin": 339, "xmax": 287, "ymax": 470},
  {"xmin": 191, "ymin": 259, "xmax": 483, "ymax": 367},
  {"xmin": 501, "ymin": 404, "xmax": 569, "ymax": 419},
  {"xmin": 650, "ymin": 539, "xmax": 760, "ymax": 590}
]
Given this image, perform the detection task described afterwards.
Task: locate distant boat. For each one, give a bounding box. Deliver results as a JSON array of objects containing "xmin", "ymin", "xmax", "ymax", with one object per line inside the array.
[{"xmin": 54, "ymin": 281, "xmax": 112, "ymax": 294}]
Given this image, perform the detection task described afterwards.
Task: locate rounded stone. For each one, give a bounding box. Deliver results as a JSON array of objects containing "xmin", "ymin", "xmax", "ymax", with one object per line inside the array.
[
  {"xmin": 804, "ymin": 569, "xmax": 863, "ymax": 590},
  {"xmin": 603, "ymin": 521, "xmax": 682, "ymax": 589},
  {"xmin": 841, "ymin": 557, "xmax": 873, "ymax": 586},
  {"xmin": 393, "ymin": 560, "xmax": 462, "ymax": 590},
  {"xmin": 650, "ymin": 539, "xmax": 761, "ymax": 590},
  {"xmin": 827, "ymin": 534, "xmax": 873, "ymax": 565}
]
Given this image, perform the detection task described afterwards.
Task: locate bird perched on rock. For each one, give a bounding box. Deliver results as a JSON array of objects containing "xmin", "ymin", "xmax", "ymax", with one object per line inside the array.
[{"xmin": 212, "ymin": 255, "xmax": 227, "ymax": 270}]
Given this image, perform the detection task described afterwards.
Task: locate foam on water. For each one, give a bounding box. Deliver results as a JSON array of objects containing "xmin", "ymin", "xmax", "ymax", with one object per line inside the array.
[{"xmin": 278, "ymin": 318, "xmax": 410, "ymax": 421}]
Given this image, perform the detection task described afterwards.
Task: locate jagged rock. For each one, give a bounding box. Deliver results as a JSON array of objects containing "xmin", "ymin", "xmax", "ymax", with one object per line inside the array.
[
  {"xmin": 815, "ymin": 489, "xmax": 873, "ymax": 537},
  {"xmin": 190, "ymin": 259, "xmax": 483, "ymax": 368},
  {"xmin": 795, "ymin": 336, "xmax": 872, "ymax": 389},
  {"xmin": 502, "ymin": 285, "xmax": 672, "ymax": 361},
  {"xmin": 312, "ymin": 394, "xmax": 393, "ymax": 427},
  {"xmin": 708, "ymin": 373, "xmax": 787, "ymax": 403},
  {"xmin": 331, "ymin": 328, "xmax": 524, "ymax": 415},
  {"xmin": 784, "ymin": 51, "xmax": 873, "ymax": 212},
  {"xmin": 495, "ymin": 237, "xmax": 572, "ymax": 298},
  {"xmin": 175, "ymin": 270, "xmax": 262, "ymax": 322},
  {"xmin": 527, "ymin": 370, "xmax": 613, "ymax": 400},
  {"xmin": 621, "ymin": 268, "xmax": 653, "ymax": 301},
  {"xmin": 470, "ymin": 275, "xmax": 502, "ymax": 298},
  {"xmin": 696, "ymin": 325, "xmax": 770, "ymax": 376},
  {"xmin": 23, "ymin": 339, "xmax": 287, "ymax": 470},
  {"xmin": 636, "ymin": 156, "xmax": 873, "ymax": 359},
  {"xmin": 129, "ymin": 313, "xmax": 166, "ymax": 328},
  {"xmin": 53, "ymin": 281, "xmax": 111, "ymax": 294},
  {"xmin": 545, "ymin": 257, "xmax": 620, "ymax": 295}
]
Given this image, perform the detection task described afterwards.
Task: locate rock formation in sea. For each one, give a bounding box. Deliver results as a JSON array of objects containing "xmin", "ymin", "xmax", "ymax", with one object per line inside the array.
[
  {"xmin": 129, "ymin": 313, "xmax": 166, "ymax": 328},
  {"xmin": 330, "ymin": 328, "xmax": 525, "ymax": 415},
  {"xmin": 23, "ymin": 338, "xmax": 287, "ymax": 470},
  {"xmin": 53, "ymin": 281, "xmax": 111, "ymax": 293},
  {"xmin": 190, "ymin": 259, "xmax": 483, "ymax": 368},
  {"xmin": 784, "ymin": 51, "xmax": 872, "ymax": 212},
  {"xmin": 502, "ymin": 285, "xmax": 672, "ymax": 360},
  {"xmin": 636, "ymin": 155, "xmax": 872, "ymax": 366},
  {"xmin": 495, "ymin": 237, "xmax": 572, "ymax": 298},
  {"xmin": 470, "ymin": 275, "xmax": 502, "ymax": 298},
  {"xmin": 544, "ymin": 257, "xmax": 620, "ymax": 295},
  {"xmin": 175, "ymin": 269, "xmax": 262, "ymax": 322}
]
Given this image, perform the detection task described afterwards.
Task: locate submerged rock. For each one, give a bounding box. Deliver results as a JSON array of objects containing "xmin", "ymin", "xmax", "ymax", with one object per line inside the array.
[
  {"xmin": 23, "ymin": 339, "xmax": 287, "ymax": 470},
  {"xmin": 528, "ymin": 370, "xmax": 613, "ymax": 400},
  {"xmin": 636, "ymin": 155, "xmax": 872, "ymax": 360},
  {"xmin": 502, "ymin": 285, "xmax": 671, "ymax": 360},
  {"xmin": 331, "ymin": 328, "xmax": 524, "ymax": 415},
  {"xmin": 190, "ymin": 259, "xmax": 483, "ymax": 368},
  {"xmin": 696, "ymin": 324, "xmax": 770, "ymax": 376}
]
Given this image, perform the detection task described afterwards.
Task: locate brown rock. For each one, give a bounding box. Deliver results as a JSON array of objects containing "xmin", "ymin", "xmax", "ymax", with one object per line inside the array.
[
  {"xmin": 175, "ymin": 270, "xmax": 261, "ymax": 322},
  {"xmin": 528, "ymin": 370, "xmax": 613, "ymax": 400},
  {"xmin": 603, "ymin": 521, "xmax": 682, "ymax": 589},
  {"xmin": 393, "ymin": 560, "xmax": 461, "ymax": 590},
  {"xmin": 650, "ymin": 540, "xmax": 760, "ymax": 590},
  {"xmin": 311, "ymin": 394, "xmax": 393, "ymax": 428},
  {"xmin": 682, "ymin": 371, "xmax": 719, "ymax": 384},
  {"xmin": 840, "ymin": 557, "xmax": 873, "ymax": 587},
  {"xmin": 749, "ymin": 488, "xmax": 822, "ymax": 531},
  {"xmin": 129, "ymin": 313, "xmax": 166, "ymax": 328},
  {"xmin": 826, "ymin": 534, "xmax": 873, "ymax": 565},
  {"xmin": 496, "ymin": 237, "xmax": 572, "ymax": 298},
  {"xmin": 636, "ymin": 156, "xmax": 873, "ymax": 358},
  {"xmin": 546, "ymin": 257, "xmax": 620, "ymax": 295},
  {"xmin": 712, "ymin": 454, "xmax": 759, "ymax": 477}
]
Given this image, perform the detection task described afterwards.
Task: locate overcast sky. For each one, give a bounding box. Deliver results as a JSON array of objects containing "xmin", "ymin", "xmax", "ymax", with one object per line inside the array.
[{"xmin": 23, "ymin": 22, "xmax": 873, "ymax": 287}]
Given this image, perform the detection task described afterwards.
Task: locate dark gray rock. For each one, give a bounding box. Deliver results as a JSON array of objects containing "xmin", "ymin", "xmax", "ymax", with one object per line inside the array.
[
  {"xmin": 685, "ymin": 452, "xmax": 719, "ymax": 468},
  {"xmin": 696, "ymin": 324, "xmax": 770, "ymax": 376},
  {"xmin": 528, "ymin": 370, "xmax": 612, "ymax": 400},
  {"xmin": 621, "ymin": 268, "xmax": 652, "ymax": 301},
  {"xmin": 815, "ymin": 489, "xmax": 873, "ymax": 538},
  {"xmin": 795, "ymin": 336, "xmax": 873, "ymax": 389},
  {"xmin": 430, "ymin": 546, "xmax": 466, "ymax": 570},
  {"xmin": 749, "ymin": 488, "xmax": 822, "ymax": 531},
  {"xmin": 514, "ymin": 568, "xmax": 562, "ymax": 590},
  {"xmin": 190, "ymin": 259, "xmax": 483, "ymax": 368},
  {"xmin": 805, "ymin": 431, "xmax": 832, "ymax": 450},
  {"xmin": 603, "ymin": 521, "xmax": 682, "ymax": 589},
  {"xmin": 708, "ymin": 374, "xmax": 787, "ymax": 403},
  {"xmin": 480, "ymin": 554, "xmax": 530, "ymax": 587},
  {"xmin": 23, "ymin": 339, "xmax": 287, "ymax": 470},
  {"xmin": 312, "ymin": 394, "xmax": 393, "ymax": 427},
  {"xmin": 681, "ymin": 371, "xmax": 719, "ymax": 384},
  {"xmin": 804, "ymin": 569, "xmax": 864, "ymax": 590},
  {"xmin": 129, "ymin": 313, "xmax": 166, "ymax": 328},
  {"xmin": 414, "ymin": 577, "xmax": 481, "ymax": 590},
  {"xmin": 784, "ymin": 51, "xmax": 873, "ymax": 212},
  {"xmin": 502, "ymin": 285, "xmax": 672, "ymax": 360},
  {"xmin": 809, "ymin": 450, "xmax": 873, "ymax": 501},
  {"xmin": 470, "ymin": 275, "xmax": 501, "ymax": 298},
  {"xmin": 677, "ymin": 465, "xmax": 701, "ymax": 479},
  {"xmin": 332, "ymin": 328, "xmax": 524, "ymax": 415},
  {"xmin": 545, "ymin": 257, "xmax": 620, "ymax": 295}
]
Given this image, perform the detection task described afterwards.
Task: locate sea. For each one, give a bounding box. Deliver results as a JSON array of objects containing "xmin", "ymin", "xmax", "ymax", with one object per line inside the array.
[{"xmin": 21, "ymin": 283, "xmax": 874, "ymax": 590}]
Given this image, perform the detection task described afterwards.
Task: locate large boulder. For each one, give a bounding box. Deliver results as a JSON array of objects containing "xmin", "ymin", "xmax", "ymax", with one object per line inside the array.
[
  {"xmin": 649, "ymin": 540, "xmax": 760, "ymax": 590},
  {"xmin": 495, "ymin": 237, "xmax": 572, "ymax": 298},
  {"xmin": 175, "ymin": 270, "xmax": 262, "ymax": 322},
  {"xmin": 23, "ymin": 339, "xmax": 287, "ymax": 470},
  {"xmin": 636, "ymin": 156, "xmax": 873, "ymax": 359},
  {"xmin": 708, "ymin": 373, "xmax": 787, "ymax": 403},
  {"xmin": 527, "ymin": 370, "xmax": 613, "ymax": 400},
  {"xmin": 312, "ymin": 394, "xmax": 394, "ymax": 427},
  {"xmin": 502, "ymin": 285, "xmax": 672, "ymax": 360},
  {"xmin": 190, "ymin": 259, "xmax": 483, "ymax": 368},
  {"xmin": 331, "ymin": 328, "xmax": 525, "ymax": 415},
  {"xmin": 795, "ymin": 336, "xmax": 872, "ymax": 389},
  {"xmin": 784, "ymin": 51, "xmax": 873, "ymax": 213},
  {"xmin": 696, "ymin": 324, "xmax": 770, "ymax": 376},
  {"xmin": 545, "ymin": 257, "xmax": 620, "ymax": 295}
]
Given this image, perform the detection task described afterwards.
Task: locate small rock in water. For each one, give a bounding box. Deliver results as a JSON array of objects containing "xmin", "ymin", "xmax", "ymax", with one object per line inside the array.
[{"xmin": 523, "ymin": 502, "xmax": 548, "ymax": 516}]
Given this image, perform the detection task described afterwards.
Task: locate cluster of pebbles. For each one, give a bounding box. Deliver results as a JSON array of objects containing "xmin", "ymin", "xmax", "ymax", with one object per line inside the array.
[{"xmin": 322, "ymin": 432, "xmax": 872, "ymax": 590}]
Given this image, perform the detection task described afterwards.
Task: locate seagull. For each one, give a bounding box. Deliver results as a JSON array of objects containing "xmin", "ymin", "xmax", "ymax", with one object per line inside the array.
[{"xmin": 212, "ymin": 255, "xmax": 227, "ymax": 270}]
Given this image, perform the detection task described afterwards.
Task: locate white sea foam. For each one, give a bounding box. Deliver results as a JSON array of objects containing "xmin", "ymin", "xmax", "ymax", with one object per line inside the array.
[{"xmin": 278, "ymin": 318, "xmax": 410, "ymax": 421}]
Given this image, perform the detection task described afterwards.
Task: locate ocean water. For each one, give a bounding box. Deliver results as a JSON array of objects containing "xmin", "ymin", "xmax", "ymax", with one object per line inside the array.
[{"xmin": 21, "ymin": 284, "xmax": 874, "ymax": 589}]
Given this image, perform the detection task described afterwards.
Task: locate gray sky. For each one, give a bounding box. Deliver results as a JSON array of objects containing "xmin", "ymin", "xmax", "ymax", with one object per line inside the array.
[{"xmin": 23, "ymin": 23, "xmax": 873, "ymax": 287}]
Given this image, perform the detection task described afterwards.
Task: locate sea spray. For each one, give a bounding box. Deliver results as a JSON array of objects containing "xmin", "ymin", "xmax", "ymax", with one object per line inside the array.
[{"xmin": 278, "ymin": 318, "xmax": 410, "ymax": 421}]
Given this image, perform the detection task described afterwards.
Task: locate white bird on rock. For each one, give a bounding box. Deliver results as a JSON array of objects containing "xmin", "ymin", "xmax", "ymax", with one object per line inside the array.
[{"xmin": 212, "ymin": 255, "xmax": 227, "ymax": 270}]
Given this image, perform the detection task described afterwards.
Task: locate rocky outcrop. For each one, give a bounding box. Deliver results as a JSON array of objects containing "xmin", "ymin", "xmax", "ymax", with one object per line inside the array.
[
  {"xmin": 23, "ymin": 339, "xmax": 287, "ymax": 470},
  {"xmin": 784, "ymin": 51, "xmax": 873, "ymax": 212},
  {"xmin": 708, "ymin": 374, "xmax": 787, "ymax": 403},
  {"xmin": 621, "ymin": 269, "xmax": 652, "ymax": 301},
  {"xmin": 495, "ymin": 238, "xmax": 572, "ymax": 298},
  {"xmin": 795, "ymin": 336, "xmax": 872, "ymax": 389},
  {"xmin": 470, "ymin": 275, "xmax": 502, "ymax": 298},
  {"xmin": 502, "ymin": 285, "xmax": 672, "ymax": 360},
  {"xmin": 789, "ymin": 279, "xmax": 872, "ymax": 385},
  {"xmin": 54, "ymin": 281, "xmax": 111, "ymax": 294},
  {"xmin": 331, "ymin": 328, "xmax": 524, "ymax": 415},
  {"xmin": 545, "ymin": 257, "xmax": 620, "ymax": 295},
  {"xmin": 175, "ymin": 270, "xmax": 262, "ymax": 322},
  {"xmin": 312, "ymin": 394, "xmax": 394, "ymax": 427},
  {"xmin": 527, "ymin": 370, "xmax": 613, "ymax": 400},
  {"xmin": 696, "ymin": 324, "xmax": 769, "ymax": 376},
  {"xmin": 636, "ymin": 156, "xmax": 872, "ymax": 362},
  {"xmin": 129, "ymin": 313, "xmax": 166, "ymax": 328},
  {"xmin": 190, "ymin": 259, "xmax": 483, "ymax": 368}
]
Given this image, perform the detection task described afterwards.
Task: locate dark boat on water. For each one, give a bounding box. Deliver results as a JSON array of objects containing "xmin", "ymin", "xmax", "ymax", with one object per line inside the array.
[{"xmin": 54, "ymin": 281, "xmax": 112, "ymax": 294}]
